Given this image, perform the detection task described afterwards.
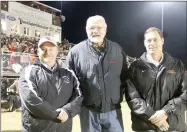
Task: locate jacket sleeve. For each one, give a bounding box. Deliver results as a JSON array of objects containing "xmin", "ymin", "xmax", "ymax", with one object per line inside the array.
[
  {"xmin": 120, "ymin": 51, "xmax": 128, "ymax": 94},
  {"xmin": 18, "ymin": 67, "xmax": 60, "ymax": 122},
  {"xmin": 61, "ymin": 69, "xmax": 83, "ymax": 118},
  {"xmin": 125, "ymin": 63, "xmax": 156, "ymax": 121},
  {"xmin": 162, "ymin": 65, "xmax": 187, "ymax": 115},
  {"xmin": 66, "ymin": 49, "xmax": 76, "ymax": 72}
]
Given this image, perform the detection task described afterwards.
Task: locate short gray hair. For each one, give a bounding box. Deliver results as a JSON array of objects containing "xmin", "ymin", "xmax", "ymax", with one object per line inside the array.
[
  {"xmin": 144, "ymin": 27, "xmax": 163, "ymax": 39},
  {"xmin": 86, "ymin": 15, "xmax": 107, "ymax": 28}
]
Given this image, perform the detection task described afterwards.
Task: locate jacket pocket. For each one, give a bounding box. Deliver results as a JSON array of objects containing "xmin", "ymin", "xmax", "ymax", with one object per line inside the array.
[
  {"xmin": 110, "ymin": 98, "xmax": 119, "ymax": 104},
  {"xmin": 108, "ymin": 78, "xmax": 122, "ymax": 104}
]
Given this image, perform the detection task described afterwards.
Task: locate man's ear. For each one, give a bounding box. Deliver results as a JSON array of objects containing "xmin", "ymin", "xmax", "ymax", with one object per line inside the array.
[
  {"xmin": 56, "ymin": 47, "xmax": 59, "ymax": 54},
  {"xmin": 37, "ymin": 48, "xmax": 43, "ymax": 56},
  {"xmin": 162, "ymin": 38, "xmax": 164, "ymax": 45},
  {"xmin": 144, "ymin": 40, "xmax": 146, "ymax": 48}
]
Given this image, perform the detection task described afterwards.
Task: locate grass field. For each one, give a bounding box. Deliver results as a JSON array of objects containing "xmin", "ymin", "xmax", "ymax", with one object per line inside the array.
[{"xmin": 1, "ymin": 102, "xmax": 133, "ymax": 132}]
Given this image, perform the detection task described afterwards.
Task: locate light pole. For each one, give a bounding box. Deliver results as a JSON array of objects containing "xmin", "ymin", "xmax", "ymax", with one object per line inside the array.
[
  {"xmin": 60, "ymin": 1, "xmax": 66, "ymax": 41},
  {"xmin": 60, "ymin": 2, "xmax": 66, "ymax": 22},
  {"xmin": 161, "ymin": 2, "xmax": 164, "ymax": 31}
]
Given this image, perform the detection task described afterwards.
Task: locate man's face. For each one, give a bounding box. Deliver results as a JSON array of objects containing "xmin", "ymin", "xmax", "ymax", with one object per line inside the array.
[
  {"xmin": 31, "ymin": 48, "xmax": 35, "ymax": 54},
  {"xmin": 13, "ymin": 38, "xmax": 16, "ymax": 43},
  {"xmin": 38, "ymin": 42, "xmax": 58, "ymax": 64},
  {"xmin": 144, "ymin": 31, "xmax": 164, "ymax": 55},
  {"xmin": 86, "ymin": 19, "xmax": 107, "ymax": 44}
]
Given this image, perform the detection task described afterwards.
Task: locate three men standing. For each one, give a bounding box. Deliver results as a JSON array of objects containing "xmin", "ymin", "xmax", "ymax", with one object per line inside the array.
[{"xmin": 19, "ymin": 15, "xmax": 187, "ymax": 132}]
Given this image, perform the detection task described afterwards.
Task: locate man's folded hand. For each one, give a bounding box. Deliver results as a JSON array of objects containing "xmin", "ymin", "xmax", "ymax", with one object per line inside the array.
[
  {"xmin": 149, "ymin": 110, "xmax": 169, "ymax": 131},
  {"xmin": 149, "ymin": 110, "xmax": 168, "ymax": 124},
  {"xmin": 154, "ymin": 120, "xmax": 169, "ymax": 131},
  {"xmin": 56, "ymin": 109, "xmax": 69, "ymax": 123}
]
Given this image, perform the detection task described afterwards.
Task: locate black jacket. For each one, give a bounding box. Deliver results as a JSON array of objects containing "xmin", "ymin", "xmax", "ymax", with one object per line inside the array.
[
  {"xmin": 125, "ymin": 52, "xmax": 187, "ymax": 131},
  {"xmin": 18, "ymin": 60, "xmax": 83, "ymax": 132},
  {"xmin": 66, "ymin": 39, "xmax": 127, "ymax": 113}
]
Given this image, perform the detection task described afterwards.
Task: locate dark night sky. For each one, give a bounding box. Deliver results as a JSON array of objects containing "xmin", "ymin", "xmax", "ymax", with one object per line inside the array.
[{"xmin": 41, "ymin": 1, "xmax": 186, "ymax": 62}]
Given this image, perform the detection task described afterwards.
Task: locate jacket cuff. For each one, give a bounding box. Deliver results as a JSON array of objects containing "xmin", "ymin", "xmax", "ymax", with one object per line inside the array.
[
  {"xmin": 146, "ymin": 108, "xmax": 156, "ymax": 118},
  {"xmin": 52, "ymin": 111, "xmax": 61, "ymax": 123},
  {"xmin": 62, "ymin": 108, "xmax": 71, "ymax": 118},
  {"xmin": 162, "ymin": 100, "xmax": 176, "ymax": 115}
]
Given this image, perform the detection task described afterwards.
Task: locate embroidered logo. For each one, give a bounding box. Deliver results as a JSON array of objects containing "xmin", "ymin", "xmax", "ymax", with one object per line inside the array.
[
  {"xmin": 62, "ymin": 76, "xmax": 70, "ymax": 83},
  {"xmin": 167, "ymin": 70, "xmax": 176, "ymax": 74},
  {"xmin": 108, "ymin": 61, "xmax": 116, "ymax": 64}
]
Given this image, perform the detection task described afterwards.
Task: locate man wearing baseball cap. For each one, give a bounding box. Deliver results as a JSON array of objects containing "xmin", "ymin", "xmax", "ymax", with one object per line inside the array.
[{"xmin": 18, "ymin": 36, "xmax": 83, "ymax": 132}]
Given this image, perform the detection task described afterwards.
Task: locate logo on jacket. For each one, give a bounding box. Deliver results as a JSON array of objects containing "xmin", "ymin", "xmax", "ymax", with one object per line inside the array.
[
  {"xmin": 108, "ymin": 61, "xmax": 116, "ymax": 64},
  {"xmin": 167, "ymin": 70, "xmax": 176, "ymax": 74},
  {"xmin": 62, "ymin": 76, "xmax": 70, "ymax": 83}
]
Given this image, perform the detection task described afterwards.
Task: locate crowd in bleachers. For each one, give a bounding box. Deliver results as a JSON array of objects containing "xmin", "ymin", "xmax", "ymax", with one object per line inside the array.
[
  {"xmin": 1, "ymin": 32, "xmax": 74, "ymax": 74},
  {"xmin": 1, "ymin": 33, "xmax": 38, "ymax": 54},
  {"xmin": 1, "ymin": 33, "xmax": 39, "ymax": 74},
  {"xmin": 1, "ymin": 32, "xmax": 73, "ymax": 56}
]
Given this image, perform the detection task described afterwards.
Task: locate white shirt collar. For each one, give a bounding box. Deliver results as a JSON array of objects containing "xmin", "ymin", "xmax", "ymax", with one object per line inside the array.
[
  {"xmin": 40, "ymin": 61, "xmax": 57, "ymax": 71},
  {"xmin": 146, "ymin": 53, "xmax": 164, "ymax": 67}
]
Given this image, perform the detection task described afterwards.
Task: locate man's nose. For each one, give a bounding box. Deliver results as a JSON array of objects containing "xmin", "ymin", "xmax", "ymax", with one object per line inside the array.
[{"xmin": 92, "ymin": 27, "xmax": 100, "ymax": 32}]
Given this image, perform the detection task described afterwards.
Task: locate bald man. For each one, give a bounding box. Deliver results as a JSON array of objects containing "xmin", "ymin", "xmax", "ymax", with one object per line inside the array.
[{"xmin": 66, "ymin": 15, "xmax": 128, "ymax": 132}]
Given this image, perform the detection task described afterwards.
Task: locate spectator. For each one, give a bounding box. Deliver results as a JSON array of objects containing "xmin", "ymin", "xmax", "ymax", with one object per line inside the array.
[
  {"xmin": 8, "ymin": 41, "xmax": 15, "ymax": 52},
  {"xmin": 1, "ymin": 45, "xmax": 9, "ymax": 53},
  {"xmin": 1, "ymin": 77, "xmax": 8, "ymax": 100},
  {"xmin": 7, "ymin": 79, "xmax": 21, "ymax": 110}
]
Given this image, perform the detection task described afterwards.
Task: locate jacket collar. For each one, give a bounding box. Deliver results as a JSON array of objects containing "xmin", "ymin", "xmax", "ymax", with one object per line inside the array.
[
  {"xmin": 140, "ymin": 52, "xmax": 173, "ymax": 68},
  {"xmin": 86, "ymin": 38, "xmax": 111, "ymax": 57},
  {"xmin": 34, "ymin": 59, "xmax": 60, "ymax": 73}
]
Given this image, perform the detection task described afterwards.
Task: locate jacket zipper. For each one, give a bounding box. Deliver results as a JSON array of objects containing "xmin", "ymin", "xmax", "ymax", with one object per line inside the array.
[{"xmin": 51, "ymin": 70, "xmax": 59, "ymax": 132}]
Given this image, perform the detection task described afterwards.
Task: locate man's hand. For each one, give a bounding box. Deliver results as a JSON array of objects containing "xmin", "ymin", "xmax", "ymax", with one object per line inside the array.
[
  {"xmin": 154, "ymin": 120, "xmax": 169, "ymax": 131},
  {"xmin": 56, "ymin": 109, "xmax": 69, "ymax": 123},
  {"xmin": 149, "ymin": 110, "xmax": 169, "ymax": 131},
  {"xmin": 149, "ymin": 110, "xmax": 168, "ymax": 124}
]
